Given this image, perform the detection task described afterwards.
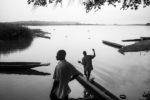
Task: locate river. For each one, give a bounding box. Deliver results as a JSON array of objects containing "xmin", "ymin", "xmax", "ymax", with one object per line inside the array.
[{"xmin": 0, "ymin": 25, "xmax": 150, "ymax": 100}]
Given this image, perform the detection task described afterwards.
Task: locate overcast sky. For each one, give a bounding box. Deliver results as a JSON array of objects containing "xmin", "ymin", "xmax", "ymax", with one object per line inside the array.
[{"xmin": 0, "ymin": 0, "xmax": 150, "ymax": 24}]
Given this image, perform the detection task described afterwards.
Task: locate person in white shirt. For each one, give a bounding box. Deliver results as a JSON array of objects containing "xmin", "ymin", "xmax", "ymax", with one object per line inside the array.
[{"xmin": 50, "ymin": 50, "xmax": 80, "ymax": 100}]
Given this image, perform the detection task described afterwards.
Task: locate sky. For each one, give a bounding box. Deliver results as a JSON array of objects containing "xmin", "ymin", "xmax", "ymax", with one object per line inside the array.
[{"xmin": 0, "ymin": 0, "xmax": 150, "ymax": 24}]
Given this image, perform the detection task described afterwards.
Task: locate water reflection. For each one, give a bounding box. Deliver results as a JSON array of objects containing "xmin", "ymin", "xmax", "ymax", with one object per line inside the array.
[
  {"xmin": 1, "ymin": 25, "xmax": 150, "ymax": 100},
  {"xmin": 0, "ymin": 69, "xmax": 50, "ymax": 76},
  {"xmin": 0, "ymin": 36, "xmax": 33, "ymax": 56},
  {"xmin": 82, "ymin": 89, "xmax": 95, "ymax": 100},
  {"xmin": 50, "ymin": 89, "xmax": 94, "ymax": 100}
]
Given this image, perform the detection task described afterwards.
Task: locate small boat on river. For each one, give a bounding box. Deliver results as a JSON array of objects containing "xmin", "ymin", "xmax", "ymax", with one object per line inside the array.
[
  {"xmin": 76, "ymin": 74, "xmax": 120, "ymax": 100},
  {"xmin": 0, "ymin": 62, "xmax": 50, "ymax": 70},
  {"xmin": 102, "ymin": 37, "xmax": 150, "ymax": 55}
]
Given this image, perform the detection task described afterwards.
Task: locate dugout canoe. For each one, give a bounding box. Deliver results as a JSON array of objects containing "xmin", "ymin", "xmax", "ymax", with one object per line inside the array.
[
  {"xmin": 102, "ymin": 40, "xmax": 123, "ymax": 49},
  {"xmin": 122, "ymin": 37, "xmax": 150, "ymax": 42},
  {"xmin": 0, "ymin": 62, "xmax": 50, "ymax": 70},
  {"xmin": 102, "ymin": 39, "xmax": 150, "ymax": 55},
  {"xmin": 76, "ymin": 75, "xmax": 120, "ymax": 100}
]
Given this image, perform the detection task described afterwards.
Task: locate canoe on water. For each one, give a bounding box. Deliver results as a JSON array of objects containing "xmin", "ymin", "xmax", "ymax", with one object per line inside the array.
[
  {"xmin": 102, "ymin": 40, "xmax": 123, "ymax": 49},
  {"xmin": 90, "ymin": 78, "xmax": 120, "ymax": 100},
  {"xmin": 0, "ymin": 62, "xmax": 50, "ymax": 70},
  {"xmin": 102, "ymin": 39, "xmax": 150, "ymax": 55},
  {"xmin": 119, "ymin": 40, "xmax": 150, "ymax": 53},
  {"xmin": 122, "ymin": 37, "xmax": 150, "ymax": 42},
  {"xmin": 76, "ymin": 75, "xmax": 120, "ymax": 100}
]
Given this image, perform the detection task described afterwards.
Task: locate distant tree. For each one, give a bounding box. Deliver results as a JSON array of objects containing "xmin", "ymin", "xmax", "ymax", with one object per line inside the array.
[{"xmin": 27, "ymin": 0, "xmax": 150, "ymax": 12}]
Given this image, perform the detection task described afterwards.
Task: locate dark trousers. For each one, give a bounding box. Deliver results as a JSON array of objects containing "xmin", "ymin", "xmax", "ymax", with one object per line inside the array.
[{"xmin": 84, "ymin": 70, "xmax": 91, "ymax": 80}]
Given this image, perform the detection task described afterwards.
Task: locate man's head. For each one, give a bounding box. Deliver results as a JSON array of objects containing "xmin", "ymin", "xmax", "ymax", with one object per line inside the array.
[
  {"xmin": 83, "ymin": 51, "xmax": 87, "ymax": 56},
  {"xmin": 56, "ymin": 50, "xmax": 66, "ymax": 60}
]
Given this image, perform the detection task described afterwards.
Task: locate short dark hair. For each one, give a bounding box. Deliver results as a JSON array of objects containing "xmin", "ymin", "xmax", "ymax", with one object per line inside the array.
[
  {"xmin": 83, "ymin": 51, "xmax": 87, "ymax": 55},
  {"xmin": 56, "ymin": 50, "xmax": 66, "ymax": 60}
]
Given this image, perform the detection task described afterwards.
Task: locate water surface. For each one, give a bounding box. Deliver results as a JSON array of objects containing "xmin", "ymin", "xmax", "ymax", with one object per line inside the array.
[{"xmin": 0, "ymin": 25, "xmax": 150, "ymax": 100}]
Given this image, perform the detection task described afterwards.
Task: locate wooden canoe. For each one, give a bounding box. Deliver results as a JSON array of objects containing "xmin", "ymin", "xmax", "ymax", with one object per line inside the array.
[
  {"xmin": 0, "ymin": 62, "xmax": 50, "ymax": 70},
  {"xmin": 122, "ymin": 37, "xmax": 150, "ymax": 42},
  {"xmin": 76, "ymin": 75, "xmax": 120, "ymax": 100},
  {"xmin": 102, "ymin": 39, "xmax": 150, "ymax": 55},
  {"xmin": 102, "ymin": 40, "xmax": 123, "ymax": 49}
]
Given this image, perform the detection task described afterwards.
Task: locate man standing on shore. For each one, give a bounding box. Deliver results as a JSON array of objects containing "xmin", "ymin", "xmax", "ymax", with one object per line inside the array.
[
  {"xmin": 78, "ymin": 49, "xmax": 96, "ymax": 80},
  {"xmin": 50, "ymin": 49, "xmax": 80, "ymax": 100}
]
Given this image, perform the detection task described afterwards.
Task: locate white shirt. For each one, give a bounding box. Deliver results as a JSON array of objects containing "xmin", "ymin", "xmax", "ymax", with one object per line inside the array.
[{"xmin": 53, "ymin": 60, "xmax": 79, "ymax": 99}]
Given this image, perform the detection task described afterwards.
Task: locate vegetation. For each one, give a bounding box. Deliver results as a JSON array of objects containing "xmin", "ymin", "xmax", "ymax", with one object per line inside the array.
[
  {"xmin": 9, "ymin": 21, "xmax": 82, "ymax": 26},
  {"xmin": 0, "ymin": 23, "xmax": 33, "ymax": 41},
  {"xmin": 0, "ymin": 23, "xmax": 50, "ymax": 55},
  {"xmin": 0, "ymin": 23, "xmax": 33, "ymax": 55},
  {"xmin": 0, "ymin": 23, "xmax": 50, "ymax": 41},
  {"xmin": 27, "ymin": 0, "xmax": 150, "ymax": 12}
]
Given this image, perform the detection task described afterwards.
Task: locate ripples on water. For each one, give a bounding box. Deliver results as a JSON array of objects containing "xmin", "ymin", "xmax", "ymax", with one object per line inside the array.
[{"xmin": 0, "ymin": 25, "xmax": 150, "ymax": 100}]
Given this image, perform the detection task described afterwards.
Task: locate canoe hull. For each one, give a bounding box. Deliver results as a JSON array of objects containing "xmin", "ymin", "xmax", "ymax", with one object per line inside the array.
[
  {"xmin": 102, "ymin": 40, "xmax": 150, "ymax": 55},
  {"xmin": 76, "ymin": 75, "xmax": 119, "ymax": 100},
  {"xmin": 119, "ymin": 40, "xmax": 150, "ymax": 53},
  {"xmin": 0, "ymin": 62, "xmax": 50, "ymax": 70}
]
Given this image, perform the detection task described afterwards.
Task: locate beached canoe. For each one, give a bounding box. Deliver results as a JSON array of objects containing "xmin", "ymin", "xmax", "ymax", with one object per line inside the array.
[{"xmin": 0, "ymin": 62, "xmax": 50, "ymax": 70}]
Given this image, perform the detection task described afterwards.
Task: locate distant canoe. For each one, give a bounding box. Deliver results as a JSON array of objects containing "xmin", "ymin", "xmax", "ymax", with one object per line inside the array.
[
  {"xmin": 122, "ymin": 37, "xmax": 150, "ymax": 42},
  {"xmin": 102, "ymin": 40, "xmax": 150, "ymax": 55},
  {"xmin": 119, "ymin": 40, "xmax": 150, "ymax": 53},
  {"xmin": 0, "ymin": 62, "xmax": 50, "ymax": 70},
  {"xmin": 102, "ymin": 40, "xmax": 123, "ymax": 49}
]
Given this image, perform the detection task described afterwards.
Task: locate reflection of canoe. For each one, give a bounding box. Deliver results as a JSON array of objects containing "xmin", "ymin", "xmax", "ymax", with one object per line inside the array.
[
  {"xmin": 0, "ymin": 69, "xmax": 50, "ymax": 76},
  {"xmin": 0, "ymin": 62, "xmax": 41, "ymax": 65},
  {"xmin": 76, "ymin": 75, "xmax": 120, "ymax": 100},
  {"xmin": 0, "ymin": 62, "xmax": 50, "ymax": 70}
]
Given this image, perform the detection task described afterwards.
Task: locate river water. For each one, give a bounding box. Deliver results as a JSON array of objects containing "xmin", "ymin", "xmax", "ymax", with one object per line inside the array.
[{"xmin": 0, "ymin": 25, "xmax": 150, "ymax": 100}]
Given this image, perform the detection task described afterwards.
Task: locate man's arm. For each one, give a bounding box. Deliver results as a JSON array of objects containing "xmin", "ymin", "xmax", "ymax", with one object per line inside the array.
[
  {"xmin": 78, "ymin": 58, "xmax": 86, "ymax": 66},
  {"xmin": 92, "ymin": 49, "xmax": 96, "ymax": 58},
  {"xmin": 70, "ymin": 74, "xmax": 79, "ymax": 81},
  {"xmin": 70, "ymin": 67, "xmax": 83, "ymax": 81},
  {"xmin": 78, "ymin": 60, "xmax": 83, "ymax": 65}
]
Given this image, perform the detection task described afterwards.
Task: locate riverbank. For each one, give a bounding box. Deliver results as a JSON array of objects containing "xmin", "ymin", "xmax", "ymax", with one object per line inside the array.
[
  {"xmin": 0, "ymin": 23, "xmax": 33, "ymax": 41},
  {"xmin": 0, "ymin": 23, "xmax": 50, "ymax": 41},
  {"xmin": 0, "ymin": 23, "xmax": 50, "ymax": 55}
]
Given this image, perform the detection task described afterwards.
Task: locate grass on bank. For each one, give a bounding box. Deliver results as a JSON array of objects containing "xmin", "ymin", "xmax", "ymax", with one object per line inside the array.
[
  {"xmin": 0, "ymin": 23, "xmax": 50, "ymax": 41},
  {"xmin": 0, "ymin": 23, "xmax": 33, "ymax": 41}
]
